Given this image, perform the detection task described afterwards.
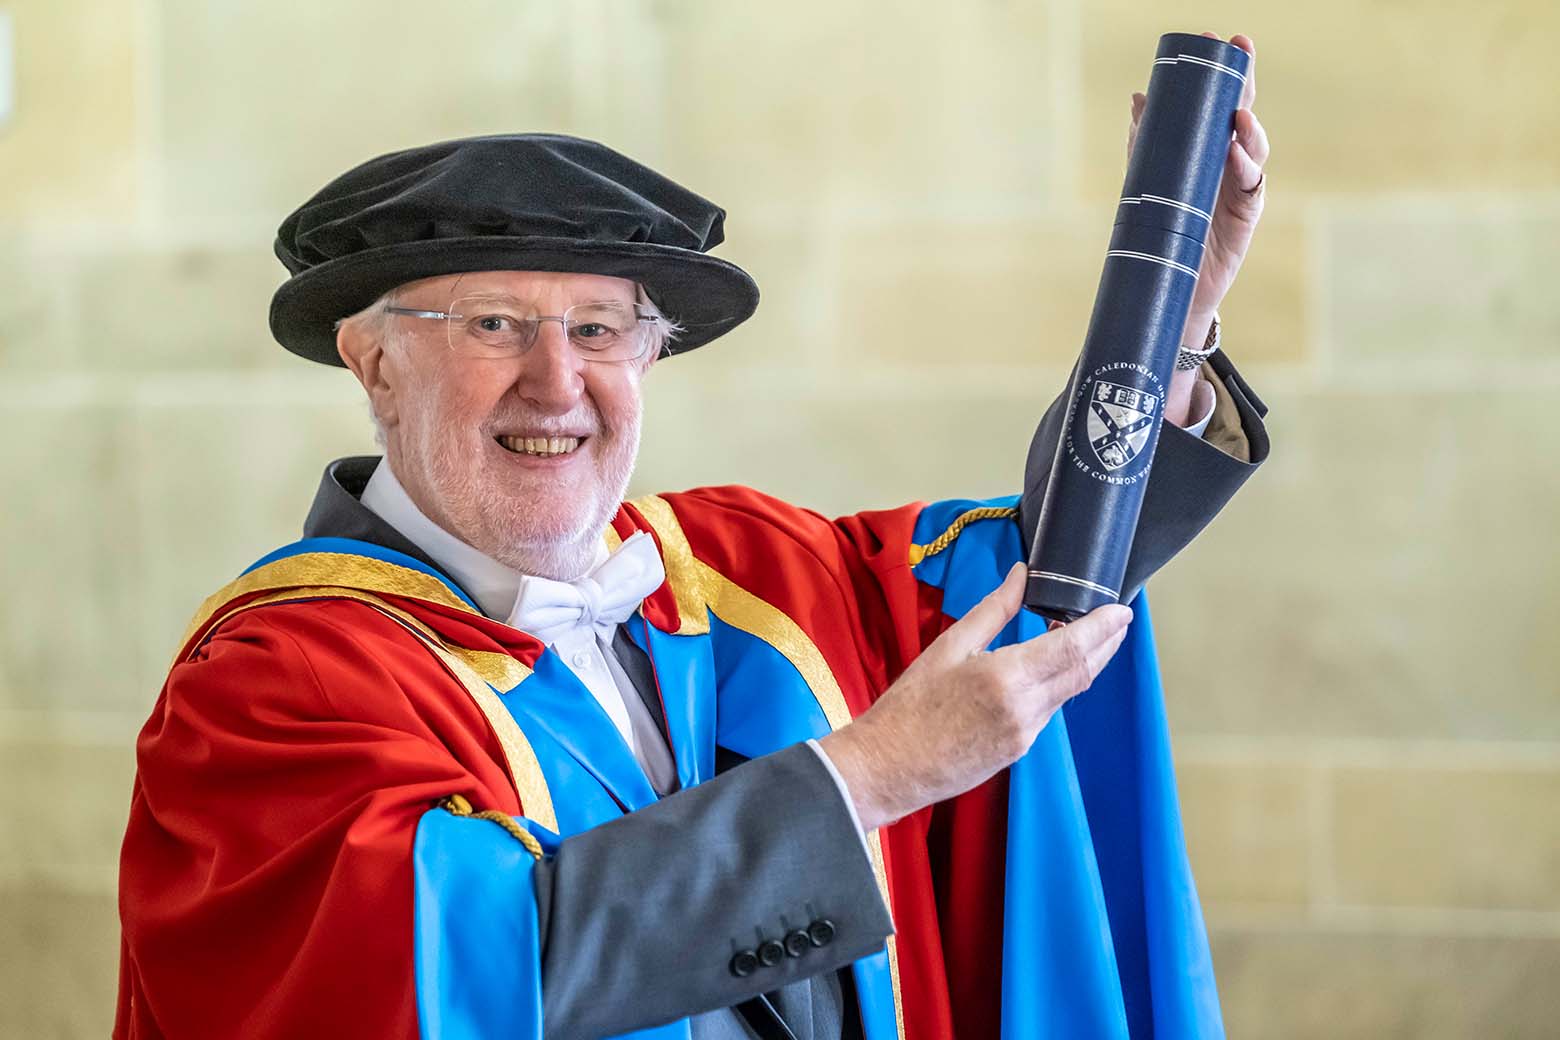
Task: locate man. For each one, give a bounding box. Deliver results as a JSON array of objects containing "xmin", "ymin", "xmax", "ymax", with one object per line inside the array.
[{"xmin": 117, "ymin": 38, "xmax": 1271, "ymax": 1040}]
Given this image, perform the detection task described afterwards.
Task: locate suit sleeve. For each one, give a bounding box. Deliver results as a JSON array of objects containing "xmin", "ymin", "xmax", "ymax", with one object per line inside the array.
[
  {"xmin": 117, "ymin": 600, "xmax": 890, "ymax": 1040},
  {"xmin": 531, "ymin": 744, "xmax": 892, "ymax": 1039},
  {"xmin": 1019, "ymin": 348, "xmax": 1270, "ymax": 604}
]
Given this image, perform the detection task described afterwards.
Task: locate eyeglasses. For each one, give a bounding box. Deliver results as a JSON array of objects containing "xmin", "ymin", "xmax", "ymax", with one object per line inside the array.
[{"xmin": 385, "ymin": 295, "xmax": 663, "ymax": 363}]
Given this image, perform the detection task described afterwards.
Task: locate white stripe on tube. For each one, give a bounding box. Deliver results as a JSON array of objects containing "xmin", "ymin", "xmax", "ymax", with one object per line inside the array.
[{"xmin": 1104, "ymin": 250, "xmax": 1201, "ymax": 279}]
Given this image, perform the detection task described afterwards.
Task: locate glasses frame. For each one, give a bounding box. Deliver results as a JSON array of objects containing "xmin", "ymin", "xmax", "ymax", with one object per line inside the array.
[{"xmin": 384, "ymin": 297, "xmax": 664, "ymax": 364}]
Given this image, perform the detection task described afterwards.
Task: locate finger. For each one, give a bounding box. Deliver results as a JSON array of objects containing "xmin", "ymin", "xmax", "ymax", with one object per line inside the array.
[
  {"xmin": 1230, "ymin": 34, "xmax": 1257, "ymax": 108},
  {"xmin": 1007, "ymin": 602, "xmax": 1132, "ymax": 681},
  {"xmin": 1073, "ymin": 608, "xmax": 1133, "ymax": 690},
  {"xmin": 1082, "ymin": 619, "xmax": 1131, "ymax": 679},
  {"xmin": 1127, "ymin": 93, "xmax": 1145, "ymax": 158},
  {"xmin": 931, "ymin": 562, "xmax": 1027, "ymax": 660},
  {"xmin": 1225, "ymin": 138, "xmax": 1264, "ymax": 195},
  {"xmin": 1200, "ymin": 31, "xmax": 1254, "ymax": 108},
  {"xmin": 1234, "ymin": 107, "xmax": 1269, "ymax": 167}
]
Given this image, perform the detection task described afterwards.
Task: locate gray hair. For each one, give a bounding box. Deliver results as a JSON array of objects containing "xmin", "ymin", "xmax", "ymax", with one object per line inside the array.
[{"xmin": 634, "ymin": 283, "xmax": 682, "ymax": 359}]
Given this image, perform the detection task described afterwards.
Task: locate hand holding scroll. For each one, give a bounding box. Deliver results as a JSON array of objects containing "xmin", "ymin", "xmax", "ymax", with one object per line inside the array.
[
  {"xmin": 818, "ymin": 565, "xmax": 1132, "ymax": 832},
  {"xmin": 1129, "ymin": 32, "xmax": 1270, "ymax": 341}
]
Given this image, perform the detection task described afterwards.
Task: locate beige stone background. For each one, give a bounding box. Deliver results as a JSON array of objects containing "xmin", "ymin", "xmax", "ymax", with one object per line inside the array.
[{"xmin": 2, "ymin": 0, "xmax": 1557, "ymax": 1036}]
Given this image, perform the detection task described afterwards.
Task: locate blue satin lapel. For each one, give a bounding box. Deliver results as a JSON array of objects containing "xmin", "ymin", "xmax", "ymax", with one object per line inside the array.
[
  {"xmin": 413, "ymin": 812, "xmax": 548, "ymax": 1040},
  {"xmin": 630, "ymin": 615, "xmax": 717, "ymax": 788},
  {"xmin": 490, "ymin": 600, "xmax": 898, "ymax": 1040},
  {"xmin": 708, "ymin": 616, "xmax": 832, "ymax": 758},
  {"xmin": 850, "ymin": 952, "xmax": 898, "ymax": 1040},
  {"xmin": 701, "ymin": 617, "xmax": 893, "ymax": 1040},
  {"xmin": 414, "ymin": 807, "xmax": 688, "ymax": 1040},
  {"xmin": 499, "ymin": 650, "xmax": 659, "ymax": 814}
]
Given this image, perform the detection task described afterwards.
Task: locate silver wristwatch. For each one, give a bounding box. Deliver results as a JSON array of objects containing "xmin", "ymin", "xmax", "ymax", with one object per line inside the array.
[{"xmin": 1175, "ymin": 313, "xmax": 1220, "ymax": 371}]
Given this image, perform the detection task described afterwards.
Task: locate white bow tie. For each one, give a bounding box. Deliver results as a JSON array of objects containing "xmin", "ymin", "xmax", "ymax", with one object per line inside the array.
[{"xmin": 506, "ymin": 531, "xmax": 666, "ymax": 646}]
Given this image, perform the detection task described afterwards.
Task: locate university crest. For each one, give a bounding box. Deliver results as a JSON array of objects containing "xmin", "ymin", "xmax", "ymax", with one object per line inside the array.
[{"xmin": 1087, "ymin": 380, "xmax": 1160, "ymax": 471}]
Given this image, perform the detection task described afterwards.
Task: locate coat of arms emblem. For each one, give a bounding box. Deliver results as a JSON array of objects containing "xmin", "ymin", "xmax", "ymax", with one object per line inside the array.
[{"xmin": 1086, "ymin": 380, "xmax": 1160, "ymax": 471}]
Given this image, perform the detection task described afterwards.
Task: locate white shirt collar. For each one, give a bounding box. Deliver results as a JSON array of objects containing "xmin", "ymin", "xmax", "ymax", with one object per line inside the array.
[{"xmin": 359, "ymin": 459, "xmax": 607, "ymax": 620}]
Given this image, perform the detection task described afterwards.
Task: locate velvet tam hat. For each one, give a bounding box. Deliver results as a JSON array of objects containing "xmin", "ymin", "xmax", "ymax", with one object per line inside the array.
[{"xmin": 269, "ymin": 133, "xmax": 760, "ymax": 365}]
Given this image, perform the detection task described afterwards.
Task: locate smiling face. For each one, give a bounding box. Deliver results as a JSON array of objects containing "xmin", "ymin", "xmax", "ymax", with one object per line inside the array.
[{"xmin": 337, "ymin": 270, "xmax": 655, "ymax": 579}]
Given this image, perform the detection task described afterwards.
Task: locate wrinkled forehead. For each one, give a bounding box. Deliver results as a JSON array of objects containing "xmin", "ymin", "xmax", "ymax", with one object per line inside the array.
[{"xmin": 391, "ymin": 269, "xmax": 640, "ymax": 306}]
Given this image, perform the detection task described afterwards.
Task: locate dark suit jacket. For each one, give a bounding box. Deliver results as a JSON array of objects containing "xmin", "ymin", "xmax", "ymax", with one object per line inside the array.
[{"xmin": 301, "ymin": 351, "xmax": 1268, "ymax": 1039}]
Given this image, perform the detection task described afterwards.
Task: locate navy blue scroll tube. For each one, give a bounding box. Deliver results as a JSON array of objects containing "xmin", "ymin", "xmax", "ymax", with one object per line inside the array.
[{"xmin": 1024, "ymin": 33, "xmax": 1250, "ymax": 623}]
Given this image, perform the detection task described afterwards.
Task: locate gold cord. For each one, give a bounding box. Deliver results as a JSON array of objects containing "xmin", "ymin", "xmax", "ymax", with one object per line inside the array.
[
  {"xmin": 907, "ymin": 506, "xmax": 1019, "ymax": 566},
  {"xmin": 439, "ymin": 794, "xmax": 544, "ymax": 860}
]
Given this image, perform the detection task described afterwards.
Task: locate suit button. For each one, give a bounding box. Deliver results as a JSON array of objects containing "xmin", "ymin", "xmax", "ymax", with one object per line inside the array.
[
  {"xmin": 784, "ymin": 930, "xmax": 811, "ymax": 958},
  {"xmin": 730, "ymin": 949, "xmax": 759, "ymax": 977},
  {"xmin": 807, "ymin": 919, "xmax": 836, "ymax": 947},
  {"xmin": 758, "ymin": 939, "xmax": 786, "ymax": 967}
]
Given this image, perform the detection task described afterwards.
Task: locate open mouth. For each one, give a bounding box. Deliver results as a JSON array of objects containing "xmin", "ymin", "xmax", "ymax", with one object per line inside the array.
[{"xmin": 495, "ymin": 434, "xmax": 585, "ymax": 458}]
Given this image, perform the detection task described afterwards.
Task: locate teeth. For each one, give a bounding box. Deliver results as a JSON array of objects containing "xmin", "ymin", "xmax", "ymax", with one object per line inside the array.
[{"xmin": 499, "ymin": 435, "xmax": 581, "ymax": 456}]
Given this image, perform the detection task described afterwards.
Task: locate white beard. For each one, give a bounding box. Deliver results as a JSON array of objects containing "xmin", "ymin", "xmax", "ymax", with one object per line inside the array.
[{"xmin": 405, "ymin": 397, "xmax": 642, "ymax": 581}]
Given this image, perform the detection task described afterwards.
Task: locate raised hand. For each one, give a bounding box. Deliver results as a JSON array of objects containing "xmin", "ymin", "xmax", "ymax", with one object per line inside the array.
[
  {"xmin": 818, "ymin": 563, "xmax": 1133, "ymax": 832},
  {"xmin": 1127, "ymin": 32, "xmax": 1270, "ymax": 342}
]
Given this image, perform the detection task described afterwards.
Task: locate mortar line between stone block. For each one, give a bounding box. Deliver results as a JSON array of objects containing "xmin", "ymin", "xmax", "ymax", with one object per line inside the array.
[
  {"xmin": 0, "ymin": 863, "xmax": 118, "ymax": 896},
  {"xmin": 1177, "ymin": 735, "xmax": 1560, "ymax": 770},
  {"xmin": 0, "ymin": 371, "xmax": 370, "ymax": 409},
  {"xmin": 1303, "ymin": 196, "xmax": 1330, "ymax": 394},
  {"xmin": 1045, "ymin": 0, "xmax": 1080, "ymax": 207},
  {"xmin": 132, "ymin": 0, "xmax": 166, "ymax": 235},
  {"xmin": 1314, "ymin": 904, "xmax": 1560, "ymax": 939},
  {"xmin": 1207, "ymin": 902, "xmax": 1560, "ymax": 938},
  {"xmin": 567, "ymin": 1, "xmax": 599, "ymax": 135},
  {"xmin": 803, "ymin": 203, "xmax": 843, "ymax": 373},
  {"xmin": 1340, "ymin": 359, "xmax": 1560, "ymax": 390},
  {"xmin": 1304, "ymin": 189, "xmax": 1560, "ymax": 220},
  {"xmin": 0, "ymin": 709, "xmax": 145, "ymax": 744},
  {"xmin": 1309, "ymin": 761, "xmax": 1336, "ymax": 919}
]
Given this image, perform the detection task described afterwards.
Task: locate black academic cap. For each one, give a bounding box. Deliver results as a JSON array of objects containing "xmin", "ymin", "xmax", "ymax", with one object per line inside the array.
[{"xmin": 269, "ymin": 133, "xmax": 759, "ymax": 365}]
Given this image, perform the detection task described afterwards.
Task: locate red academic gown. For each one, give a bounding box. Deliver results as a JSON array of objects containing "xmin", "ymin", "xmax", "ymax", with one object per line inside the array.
[{"xmin": 116, "ymin": 487, "xmax": 1015, "ymax": 1039}]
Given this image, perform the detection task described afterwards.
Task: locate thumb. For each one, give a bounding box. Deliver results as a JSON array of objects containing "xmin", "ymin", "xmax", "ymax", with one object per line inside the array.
[{"xmin": 930, "ymin": 562, "xmax": 1026, "ymax": 661}]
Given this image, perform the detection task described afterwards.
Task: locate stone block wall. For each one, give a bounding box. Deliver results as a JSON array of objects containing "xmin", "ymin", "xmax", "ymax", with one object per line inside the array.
[{"xmin": 2, "ymin": 2, "xmax": 1556, "ymax": 1035}]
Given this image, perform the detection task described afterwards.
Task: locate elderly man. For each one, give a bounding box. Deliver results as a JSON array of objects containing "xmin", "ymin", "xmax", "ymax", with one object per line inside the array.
[{"xmin": 117, "ymin": 39, "xmax": 1271, "ymax": 1040}]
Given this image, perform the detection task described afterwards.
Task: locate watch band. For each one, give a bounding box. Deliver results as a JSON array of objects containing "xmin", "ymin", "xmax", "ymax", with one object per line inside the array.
[{"xmin": 1175, "ymin": 312, "xmax": 1220, "ymax": 371}]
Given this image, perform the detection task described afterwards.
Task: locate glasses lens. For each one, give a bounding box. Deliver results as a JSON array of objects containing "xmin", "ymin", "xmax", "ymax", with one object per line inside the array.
[
  {"xmin": 447, "ymin": 297, "xmax": 536, "ymax": 358},
  {"xmin": 566, "ymin": 302, "xmax": 646, "ymax": 362},
  {"xmin": 443, "ymin": 297, "xmax": 651, "ymax": 362}
]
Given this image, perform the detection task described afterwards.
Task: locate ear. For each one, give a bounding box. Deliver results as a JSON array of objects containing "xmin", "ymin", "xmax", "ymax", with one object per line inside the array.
[{"xmin": 337, "ymin": 316, "xmax": 400, "ymax": 429}]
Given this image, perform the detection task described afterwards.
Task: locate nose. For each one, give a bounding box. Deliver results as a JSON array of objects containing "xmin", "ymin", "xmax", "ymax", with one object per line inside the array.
[{"xmin": 513, "ymin": 321, "xmax": 584, "ymax": 413}]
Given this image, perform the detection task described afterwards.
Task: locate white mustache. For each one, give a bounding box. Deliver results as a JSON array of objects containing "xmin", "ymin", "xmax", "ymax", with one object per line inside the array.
[{"xmin": 487, "ymin": 412, "xmax": 601, "ymax": 437}]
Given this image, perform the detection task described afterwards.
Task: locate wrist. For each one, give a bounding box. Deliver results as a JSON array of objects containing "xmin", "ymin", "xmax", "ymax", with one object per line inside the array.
[
  {"xmin": 817, "ymin": 727, "xmax": 893, "ymax": 833},
  {"xmin": 1182, "ymin": 309, "xmax": 1218, "ymax": 347},
  {"xmin": 1175, "ymin": 310, "xmax": 1220, "ymax": 373},
  {"xmin": 1164, "ymin": 369, "xmax": 1199, "ymax": 426}
]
